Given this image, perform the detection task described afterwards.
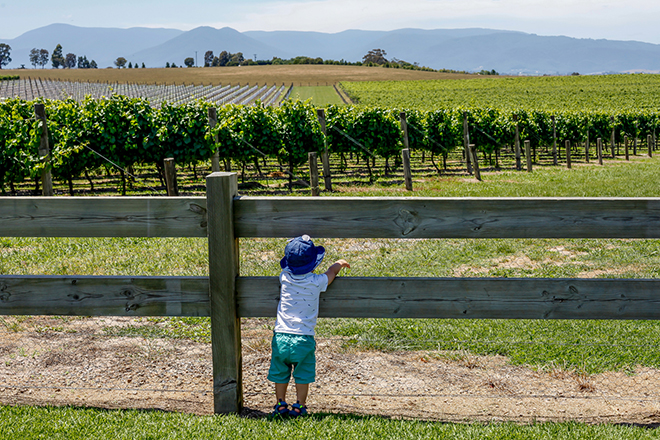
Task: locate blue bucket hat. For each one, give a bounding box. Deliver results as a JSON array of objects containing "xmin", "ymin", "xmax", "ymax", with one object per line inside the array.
[{"xmin": 280, "ymin": 235, "xmax": 325, "ymax": 275}]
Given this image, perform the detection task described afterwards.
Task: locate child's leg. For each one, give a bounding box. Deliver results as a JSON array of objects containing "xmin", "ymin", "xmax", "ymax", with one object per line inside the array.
[
  {"xmin": 295, "ymin": 383, "xmax": 309, "ymax": 406},
  {"xmin": 275, "ymin": 382, "xmax": 289, "ymax": 402}
]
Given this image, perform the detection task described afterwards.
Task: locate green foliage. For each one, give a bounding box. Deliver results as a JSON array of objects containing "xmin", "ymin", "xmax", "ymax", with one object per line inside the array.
[{"xmin": 277, "ymin": 100, "xmax": 323, "ymax": 167}]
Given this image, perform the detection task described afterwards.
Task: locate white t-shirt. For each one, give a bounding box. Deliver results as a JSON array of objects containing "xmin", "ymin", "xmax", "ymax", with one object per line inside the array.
[{"xmin": 275, "ymin": 270, "xmax": 329, "ymax": 336}]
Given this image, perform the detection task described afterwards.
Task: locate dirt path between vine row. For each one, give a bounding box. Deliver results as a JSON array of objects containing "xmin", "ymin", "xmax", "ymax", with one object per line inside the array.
[{"xmin": 1, "ymin": 317, "xmax": 660, "ymax": 424}]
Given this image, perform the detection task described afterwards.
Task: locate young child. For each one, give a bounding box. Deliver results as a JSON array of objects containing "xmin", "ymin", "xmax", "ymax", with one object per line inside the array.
[{"xmin": 268, "ymin": 234, "xmax": 350, "ymax": 417}]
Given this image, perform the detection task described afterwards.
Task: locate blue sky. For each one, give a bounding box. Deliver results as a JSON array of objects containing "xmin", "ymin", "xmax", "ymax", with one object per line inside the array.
[{"xmin": 3, "ymin": 0, "xmax": 660, "ymax": 44}]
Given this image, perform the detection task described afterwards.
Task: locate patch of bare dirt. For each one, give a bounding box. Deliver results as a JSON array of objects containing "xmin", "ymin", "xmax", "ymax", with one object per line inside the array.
[{"xmin": 1, "ymin": 317, "xmax": 660, "ymax": 423}]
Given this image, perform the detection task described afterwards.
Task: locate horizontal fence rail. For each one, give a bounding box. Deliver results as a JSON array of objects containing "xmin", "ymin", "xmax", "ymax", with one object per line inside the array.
[
  {"xmin": 3, "ymin": 196, "xmax": 659, "ymax": 239},
  {"xmin": 0, "ymin": 197, "xmax": 208, "ymax": 237},
  {"xmin": 3, "ymin": 275, "xmax": 660, "ymax": 321},
  {"xmin": 234, "ymin": 197, "xmax": 660, "ymax": 238}
]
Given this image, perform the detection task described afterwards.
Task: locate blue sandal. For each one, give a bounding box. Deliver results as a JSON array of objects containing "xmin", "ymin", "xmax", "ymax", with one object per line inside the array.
[
  {"xmin": 289, "ymin": 402, "xmax": 308, "ymax": 417},
  {"xmin": 271, "ymin": 400, "xmax": 289, "ymax": 417}
]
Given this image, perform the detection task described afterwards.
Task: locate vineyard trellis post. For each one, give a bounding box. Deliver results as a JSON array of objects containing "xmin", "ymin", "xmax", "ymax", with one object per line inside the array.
[
  {"xmin": 525, "ymin": 140, "xmax": 532, "ymax": 172},
  {"xmin": 565, "ymin": 140, "xmax": 571, "ymax": 169},
  {"xmin": 514, "ymin": 114, "xmax": 522, "ymax": 171},
  {"xmin": 208, "ymin": 107, "xmax": 221, "ymax": 172},
  {"xmin": 34, "ymin": 103, "xmax": 53, "ymax": 196},
  {"xmin": 597, "ymin": 138, "xmax": 603, "ymax": 166},
  {"xmin": 625, "ymin": 136, "xmax": 630, "ymax": 161},
  {"xmin": 610, "ymin": 116, "xmax": 616, "ymax": 159},
  {"xmin": 206, "ymin": 172, "xmax": 243, "ymax": 414},
  {"xmin": 468, "ymin": 144, "xmax": 481, "ymax": 181},
  {"xmin": 164, "ymin": 158, "xmax": 179, "ymax": 196},
  {"xmin": 551, "ymin": 115, "xmax": 558, "ymax": 165},
  {"xmin": 399, "ymin": 112, "xmax": 413, "ymax": 191},
  {"xmin": 463, "ymin": 112, "xmax": 472, "ymax": 174},
  {"xmin": 309, "ymin": 152, "xmax": 320, "ymax": 196},
  {"xmin": 316, "ymin": 109, "xmax": 332, "ymax": 191},
  {"xmin": 585, "ymin": 124, "xmax": 590, "ymax": 163},
  {"xmin": 648, "ymin": 135, "xmax": 653, "ymax": 158}
]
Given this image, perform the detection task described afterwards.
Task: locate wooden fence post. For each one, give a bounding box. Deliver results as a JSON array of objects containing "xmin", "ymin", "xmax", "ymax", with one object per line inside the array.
[
  {"xmin": 400, "ymin": 113, "xmax": 413, "ymax": 191},
  {"xmin": 634, "ymin": 122, "xmax": 638, "ymax": 155},
  {"xmin": 309, "ymin": 152, "xmax": 320, "ymax": 196},
  {"xmin": 625, "ymin": 135, "xmax": 630, "ymax": 161},
  {"xmin": 585, "ymin": 126, "xmax": 590, "ymax": 163},
  {"xmin": 402, "ymin": 148, "xmax": 414, "ymax": 190},
  {"xmin": 611, "ymin": 117, "xmax": 616, "ymax": 159},
  {"xmin": 514, "ymin": 114, "xmax": 521, "ymax": 171},
  {"xmin": 565, "ymin": 140, "xmax": 571, "ymax": 169},
  {"xmin": 525, "ymin": 140, "xmax": 532, "ymax": 172},
  {"xmin": 648, "ymin": 134, "xmax": 653, "ymax": 158},
  {"xmin": 551, "ymin": 115, "xmax": 558, "ymax": 165},
  {"xmin": 597, "ymin": 138, "xmax": 603, "ymax": 165},
  {"xmin": 164, "ymin": 158, "xmax": 179, "ymax": 196},
  {"xmin": 206, "ymin": 172, "xmax": 242, "ymax": 414},
  {"xmin": 208, "ymin": 107, "xmax": 221, "ymax": 172},
  {"xmin": 34, "ymin": 104, "xmax": 53, "ymax": 196},
  {"xmin": 469, "ymin": 144, "xmax": 481, "ymax": 181},
  {"xmin": 463, "ymin": 112, "xmax": 472, "ymax": 174},
  {"xmin": 316, "ymin": 109, "xmax": 332, "ymax": 191}
]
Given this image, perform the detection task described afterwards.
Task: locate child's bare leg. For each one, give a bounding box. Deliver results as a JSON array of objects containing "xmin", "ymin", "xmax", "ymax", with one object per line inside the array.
[
  {"xmin": 295, "ymin": 383, "xmax": 309, "ymax": 406},
  {"xmin": 275, "ymin": 382, "xmax": 289, "ymax": 402}
]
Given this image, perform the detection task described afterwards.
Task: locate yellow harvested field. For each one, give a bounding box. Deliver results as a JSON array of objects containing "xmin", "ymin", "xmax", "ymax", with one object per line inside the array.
[{"xmin": 3, "ymin": 64, "xmax": 480, "ymax": 86}]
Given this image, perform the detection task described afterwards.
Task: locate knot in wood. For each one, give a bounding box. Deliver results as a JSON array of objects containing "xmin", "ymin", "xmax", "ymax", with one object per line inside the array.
[{"xmin": 394, "ymin": 209, "xmax": 419, "ymax": 236}]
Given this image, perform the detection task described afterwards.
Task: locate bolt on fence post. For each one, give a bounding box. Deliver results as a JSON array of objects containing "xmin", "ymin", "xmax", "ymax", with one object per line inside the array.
[
  {"xmin": 316, "ymin": 109, "xmax": 332, "ymax": 191},
  {"xmin": 597, "ymin": 138, "xmax": 603, "ymax": 165},
  {"xmin": 206, "ymin": 172, "xmax": 242, "ymax": 414},
  {"xmin": 525, "ymin": 140, "xmax": 532, "ymax": 172},
  {"xmin": 309, "ymin": 152, "xmax": 320, "ymax": 196},
  {"xmin": 565, "ymin": 140, "xmax": 572, "ymax": 169},
  {"xmin": 402, "ymin": 148, "xmax": 414, "ymax": 190},
  {"xmin": 34, "ymin": 103, "xmax": 53, "ymax": 196},
  {"xmin": 164, "ymin": 158, "xmax": 179, "ymax": 196},
  {"xmin": 208, "ymin": 107, "xmax": 221, "ymax": 172}
]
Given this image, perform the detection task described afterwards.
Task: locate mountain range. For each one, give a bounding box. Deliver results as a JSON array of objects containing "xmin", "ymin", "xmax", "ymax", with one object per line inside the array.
[{"xmin": 3, "ymin": 23, "xmax": 660, "ymax": 75}]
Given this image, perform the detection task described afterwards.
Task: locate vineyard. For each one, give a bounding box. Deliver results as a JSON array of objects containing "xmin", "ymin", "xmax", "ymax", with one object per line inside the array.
[
  {"xmin": 1, "ymin": 74, "xmax": 660, "ymax": 196},
  {"xmin": 0, "ymin": 79, "xmax": 289, "ymax": 107}
]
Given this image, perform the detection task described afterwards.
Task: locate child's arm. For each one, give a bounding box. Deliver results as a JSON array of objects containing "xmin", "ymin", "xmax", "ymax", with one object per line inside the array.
[{"xmin": 324, "ymin": 259, "xmax": 350, "ymax": 286}]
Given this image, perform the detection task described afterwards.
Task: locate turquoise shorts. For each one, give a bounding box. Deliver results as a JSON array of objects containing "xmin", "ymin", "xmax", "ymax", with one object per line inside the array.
[{"xmin": 267, "ymin": 332, "xmax": 316, "ymax": 384}]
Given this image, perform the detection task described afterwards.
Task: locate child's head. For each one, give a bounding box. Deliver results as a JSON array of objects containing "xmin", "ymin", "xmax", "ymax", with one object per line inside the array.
[{"xmin": 280, "ymin": 234, "xmax": 325, "ymax": 275}]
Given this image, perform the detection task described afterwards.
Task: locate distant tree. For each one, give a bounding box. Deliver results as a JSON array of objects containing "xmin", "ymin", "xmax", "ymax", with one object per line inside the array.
[
  {"xmin": 37, "ymin": 49, "xmax": 49, "ymax": 69},
  {"xmin": 29, "ymin": 48, "xmax": 40, "ymax": 68},
  {"xmin": 204, "ymin": 50, "xmax": 214, "ymax": 67},
  {"xmin": 90, "ymin": 60, "xmax": 98, "ymax": 69},
  {"xmin": 171, "ymin": 62, "xmax": 178, "ymax": 68},
  {"xmin": 114, "ymin": 57, "xmax": 127, "ymax": 68},
  {"xmin": 184, "ymin": 57, "xmax": 195, "ymax": 67},
  {"xmin": 51, "ymin": 44, "xmax": 64, "ymax": 68},
  {"xmin": 128, "ymin": 61, "xmax": 133, "ymax": 68},
  {"xmin": 218, "ymin": 50, "xmax": 230, "ymax": 66},
  {"xmin": 0, "ymin": 44, "xmax": 12, "ymax": 69},
  {"xmin": 64, "ymin": 53, "xmax": 77, "ymax": 68},
  {"xmin": 228, "ymin": 52, "xmax": 244, "ymax": 66},
  {"xmin": 78, "ymin": 55, "xmax": 90, "ymax": 69},
  {"xmin": 141, "ymin": 62, "xmax": 145, "ymax": 68},
  {"xmin": 362, "ymin": 48, "xmax": 388, "ymax": 65},
  {"xmin": 165, "ymin": 61, "xmax": 170, "ymax": 68}
]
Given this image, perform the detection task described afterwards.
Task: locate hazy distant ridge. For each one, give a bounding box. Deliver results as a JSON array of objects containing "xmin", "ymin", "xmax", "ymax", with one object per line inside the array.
[{"xmin": 3, "ymin": 23, "xmax": 660, "ymax": 74}]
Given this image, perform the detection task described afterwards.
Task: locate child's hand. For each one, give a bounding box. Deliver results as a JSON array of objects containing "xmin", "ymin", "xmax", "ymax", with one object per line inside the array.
[
  {"xmin": 335, "ymin": 259, "xmax": 350, "ymax": 269},
  {"xmin": 325, "ymin": 259, "xmax": 350, "ymax": 285}
]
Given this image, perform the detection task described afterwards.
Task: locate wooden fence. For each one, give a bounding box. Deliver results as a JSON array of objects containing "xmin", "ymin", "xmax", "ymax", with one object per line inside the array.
[{"xmin": 2, "ymin": 172, "xmax": 660, "ymax": 413}]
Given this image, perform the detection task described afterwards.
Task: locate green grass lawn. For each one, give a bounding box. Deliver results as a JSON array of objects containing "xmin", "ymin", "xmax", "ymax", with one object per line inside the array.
[
  {"xmin": 289, "ymin": 86, "xmax": 346, "ymax": 105},
  {"xmin": 2, "ymin": 405, "xmax": 660, "ymax": 440}
]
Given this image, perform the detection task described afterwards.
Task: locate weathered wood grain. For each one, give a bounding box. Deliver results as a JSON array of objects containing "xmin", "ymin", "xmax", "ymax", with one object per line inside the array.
[
  {"xmin": 3, "ymin": 275, "xmax": 660, "ymax": 321},
  {"xmin": 234, "ymin": 197, "xmax": 660, "ymax": 239},
  {"xmin": 206, "ymin": 172, "xmax": 243, "ymax": 414},
  {"xmin": 0, "ymin": 275, "xmax": 209, "ymax": 316},
  {"xmin": 0, "ymin": 197, "xmax": 207, "ymax": 237},
  {"xmin": 237, "ymin": 276, "xmax": 660, "ymax": 320}
]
